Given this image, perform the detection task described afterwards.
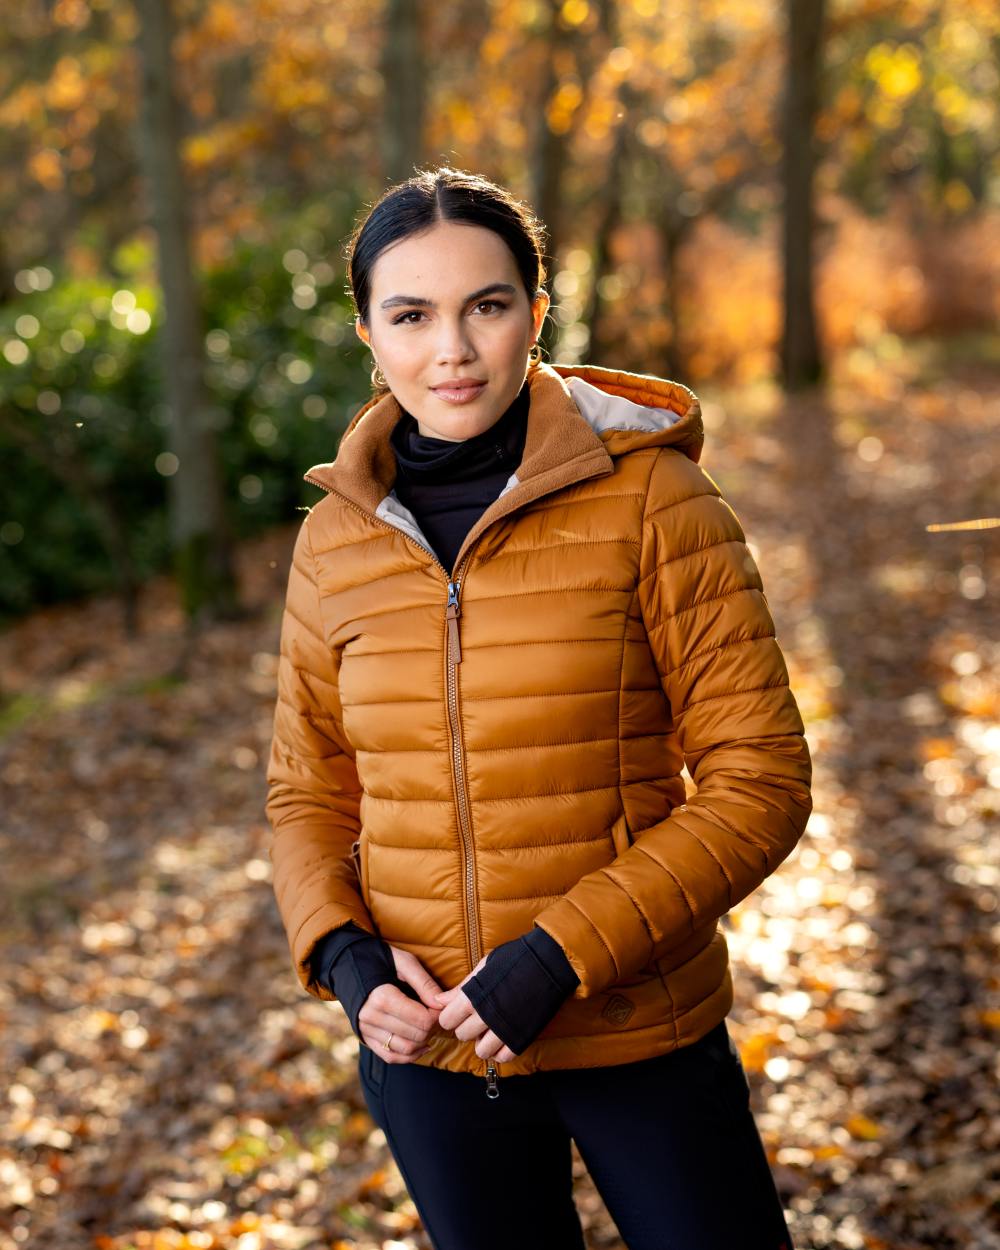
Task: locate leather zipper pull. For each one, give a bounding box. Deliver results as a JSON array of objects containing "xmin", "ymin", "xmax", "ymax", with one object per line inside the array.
[
  {"xmin": 485, "ymin": 1060, "xmax": 500, "ymax": 1099},
  {"xmin": 446, "ymin": 581, "xmax": 462, "ymax": 665}
]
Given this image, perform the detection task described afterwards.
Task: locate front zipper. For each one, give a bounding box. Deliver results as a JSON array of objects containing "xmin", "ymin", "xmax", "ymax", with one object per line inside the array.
[
  {"xmin": 304, "ymin": 476, "xmax": 501, "ymax": 1097},
  {"xmin": 444, "ymin": 571, "xmax": 478, "ymax": 974},
  {"xmin": 444, "ymin": 568, "xmax": 502, "ymax": 1099}
]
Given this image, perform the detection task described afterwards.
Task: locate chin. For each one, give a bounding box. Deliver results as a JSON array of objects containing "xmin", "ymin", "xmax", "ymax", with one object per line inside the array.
[{"xmin": 418, "ymin": 417, "xmax": 484, "ymax": 441}]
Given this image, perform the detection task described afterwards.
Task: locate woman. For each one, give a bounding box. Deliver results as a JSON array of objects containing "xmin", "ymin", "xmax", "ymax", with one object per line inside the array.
[{"xmin": 265, "ymin": 166, "xmax": 810, "ymax": 1250}]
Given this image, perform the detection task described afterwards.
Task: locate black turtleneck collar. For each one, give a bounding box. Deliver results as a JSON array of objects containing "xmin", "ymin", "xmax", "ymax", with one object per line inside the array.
[
  {"xmin": 386, "ymin": 378, "xmax": 531, "ymax": 572},
  {"xmin": 390, "ymin": 378, "xmax": 530, "ymax": 485}
]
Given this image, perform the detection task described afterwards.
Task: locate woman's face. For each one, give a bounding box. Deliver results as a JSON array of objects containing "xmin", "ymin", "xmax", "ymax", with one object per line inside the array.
[{"xmin": 355, "ymin": 220, "xmax": 549, "ymax": 441}]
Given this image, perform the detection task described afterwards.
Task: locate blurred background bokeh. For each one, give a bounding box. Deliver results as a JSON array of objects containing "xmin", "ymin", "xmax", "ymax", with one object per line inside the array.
[{"xmin": 1, "ymin": 2, "xmax": 997, "ymax": 1249}]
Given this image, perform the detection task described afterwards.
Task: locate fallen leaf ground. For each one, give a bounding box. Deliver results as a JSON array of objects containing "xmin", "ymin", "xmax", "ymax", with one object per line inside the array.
[{"xmin": 1, "ymin": 345, "xmax": 997, "ymax": 1250}]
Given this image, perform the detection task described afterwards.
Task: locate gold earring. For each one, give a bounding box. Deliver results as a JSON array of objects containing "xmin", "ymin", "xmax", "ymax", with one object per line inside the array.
[
  {"xmin": 370, "ymin": 357, "xmax": 387, "ymax": 389},
  {"xmin": 528, "ymin": 342, "xmax": 542, "ymax": 366}
]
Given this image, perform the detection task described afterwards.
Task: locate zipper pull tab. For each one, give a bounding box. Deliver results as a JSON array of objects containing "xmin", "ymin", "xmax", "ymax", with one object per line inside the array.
[
  {"xmin": 485, "ymin": 1060, "xmax": 500, "ymax": 1099},
  {"xmin": 446, "ymin": 580, "xmax": 462, "ymax": 664}
]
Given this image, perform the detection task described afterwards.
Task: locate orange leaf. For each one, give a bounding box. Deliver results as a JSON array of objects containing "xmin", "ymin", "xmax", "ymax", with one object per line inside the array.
[
  {"xmin": 846, "ymin": 1113, "xmax": 884, "ymax": 1140},
  {"xmin": 738, "ymin": 1031, "xmax": 779, "ymax": 1073},
  {"xmin": 358, "ymin": 1167, "xmax": 389, "ymax": 1197},
  {"xmin": 919, "ymin": 737, "xmax": 955, "ymax": 761}
]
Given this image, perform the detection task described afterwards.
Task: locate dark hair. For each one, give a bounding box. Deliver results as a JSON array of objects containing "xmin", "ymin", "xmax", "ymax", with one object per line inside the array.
[{"xmin": 345, "ymin": 165, "xmax": 549, "ymax": 390}]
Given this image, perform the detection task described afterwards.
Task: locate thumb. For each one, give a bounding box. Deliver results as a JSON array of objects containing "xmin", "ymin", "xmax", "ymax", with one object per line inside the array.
[
  {"xmin": 434, "ymin": 983, "xmax": 461, "ymax": 1006},
  {"xmin": 397, "ymin": 959, "xmax": 445, "ymax": 1011},
  {"xmin": 434, "ymin": 953, "xmax": 489, "ymax": 1005}
]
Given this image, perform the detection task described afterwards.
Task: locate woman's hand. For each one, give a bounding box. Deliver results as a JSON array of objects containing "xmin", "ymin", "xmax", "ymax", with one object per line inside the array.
[
  {"xmin": 434, "ymin": 954, "xmax": 519, "ymax": 1063},
  {"xmin": 357, "ymin": 945, "xmax": 444, "ymax": 1064}
]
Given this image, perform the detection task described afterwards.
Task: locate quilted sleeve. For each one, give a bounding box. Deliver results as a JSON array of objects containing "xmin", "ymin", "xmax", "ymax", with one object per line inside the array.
[
  {"xmin": 532, "ymin": 449, "xmax": 813, "ymax": 998},
  {"xmin": 265, "ymin": 511, "xmax": 376, "ymax": 1001}
]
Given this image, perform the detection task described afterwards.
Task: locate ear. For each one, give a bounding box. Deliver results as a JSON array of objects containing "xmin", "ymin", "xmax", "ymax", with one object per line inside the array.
[
  {"xmin": 531, "ymin": 289, "xmax": 551, "ymax": 340},
  {"xmin": 355, "ymin": 316, "xmax": 370, "ymax": 348}
]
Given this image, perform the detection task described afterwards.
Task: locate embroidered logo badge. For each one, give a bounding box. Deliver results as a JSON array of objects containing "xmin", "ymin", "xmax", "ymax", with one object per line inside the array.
[{"xmin": 601, "ymin": 994, "xmax": 635, "ymax": 1026}]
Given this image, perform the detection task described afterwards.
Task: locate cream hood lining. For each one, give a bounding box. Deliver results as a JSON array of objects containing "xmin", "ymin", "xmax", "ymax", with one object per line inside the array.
[{"xmin": 564, "ymin": 374, "xmax": 685, "ymax": 435}]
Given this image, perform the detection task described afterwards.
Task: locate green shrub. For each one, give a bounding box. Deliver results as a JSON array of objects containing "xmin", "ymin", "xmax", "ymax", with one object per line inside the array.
[{"xmin": 0, "ymin": 208, "xmax": 372, "ymax": 621}]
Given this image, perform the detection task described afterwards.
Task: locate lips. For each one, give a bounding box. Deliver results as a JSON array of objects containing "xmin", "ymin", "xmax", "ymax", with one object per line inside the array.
[{"xmin": 432, "ymin": 380, "xmax": 487, "ymax": 403}]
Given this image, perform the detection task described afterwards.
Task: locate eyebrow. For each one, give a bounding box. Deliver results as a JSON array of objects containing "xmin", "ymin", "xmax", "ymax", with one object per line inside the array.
[{"xmin": 379, "ymin": 282, "xmax": 517, "ymax": 311}]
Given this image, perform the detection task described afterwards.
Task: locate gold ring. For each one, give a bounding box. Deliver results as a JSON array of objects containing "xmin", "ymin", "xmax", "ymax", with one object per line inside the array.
[{"xmin": 384, "ymin": 1031, "xmax": 394, "ymax": 1052}]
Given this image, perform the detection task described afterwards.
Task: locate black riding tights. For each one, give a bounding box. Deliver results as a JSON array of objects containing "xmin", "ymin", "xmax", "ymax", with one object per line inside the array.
[{"xmin": 358, "ymin": 1018, "xmax": 795, "ymax": 1250}]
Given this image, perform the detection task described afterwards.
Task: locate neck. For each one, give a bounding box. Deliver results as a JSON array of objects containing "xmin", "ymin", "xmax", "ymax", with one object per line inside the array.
[{"xmin": 390, "ymin": 378, "xmax": 531, "ymax": 484}]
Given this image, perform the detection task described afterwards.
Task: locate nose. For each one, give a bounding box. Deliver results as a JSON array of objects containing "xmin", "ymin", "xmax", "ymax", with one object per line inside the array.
[{"xmin": 434, "ymin": 316, "xmax": 476, "ymax": 365}]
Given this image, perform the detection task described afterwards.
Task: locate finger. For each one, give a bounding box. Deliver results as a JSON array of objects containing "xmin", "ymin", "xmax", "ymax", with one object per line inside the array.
[
  {"xmin": 359, "ymin": 1010, "xmax": 433, "ymax": 1054},
  {"xmin": 362, "ymin": 1033, "xmax": 432, "ymax": 1064},
  {"xmin": 436, "ymin": 993, "xmax": 477, "ymax": 1032},
  {"xmin": 394, "ymin": 952, "xmax": 445, "ymax": 1011},
  {"xmin": 361, "ymin": 997, "xmax": 436, "ymax": 1046},
  {"xmin": 434, "ymin": 988, "xmax": 462, "ymax": 1023},
  {"xmin": 432, "ymin": 984, "xmax": 467, "ymax": 1013},
  {"xmin": 466, "ymin": 1026, "xmax": 517, "ymax": 1062},
  {"xmin": 374, "ymin": 1036, "xmax": 428, "ymax": 1059},
  {"xmin": 433, "ymin": 951, "xmax": 489, "ymax": 1003},
  {"xmin": 474, "ymin": 1034, "xmax": 518, "ymax": 1063},
  {"xmin": 381, "ymin": 1047, "xmax": 432, "ymax": 1065},
  {"xmin": 453, "ymin": 1009, "xmax": 489, "ymax": 1043},
  {"xmin": 366, "ymin": 983, "xmax": 438, "ymax": 1032},
  {"xmin": 474, "ymin": 1029, "xmax": 507, "ymax": 1059}
]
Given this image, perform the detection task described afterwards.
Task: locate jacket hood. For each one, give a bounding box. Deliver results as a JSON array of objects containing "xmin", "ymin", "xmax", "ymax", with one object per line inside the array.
[
  {"xmin": 304, "ymin": 362, "xmax": 703, "ymax": 516},
  {"xmin": 552, "ymin": 363, "xmax": 703, "ymax": 463}
]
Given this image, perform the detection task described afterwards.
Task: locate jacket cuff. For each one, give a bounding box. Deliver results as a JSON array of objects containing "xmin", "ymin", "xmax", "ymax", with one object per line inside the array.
[
  {"xmin": 462, "ymin": 931, "xmax": 578, "ymax": 1055},
  {"xmin": 310, "ymin": 921, "xmax": 374, "ymax": 986},
  {"xmin": 523, "ymin": 924, "xmax": 580, "ymax": 992},
  {"xmin": 311, "ymin": 923, "xmax": 398, "ymax": 1037}
]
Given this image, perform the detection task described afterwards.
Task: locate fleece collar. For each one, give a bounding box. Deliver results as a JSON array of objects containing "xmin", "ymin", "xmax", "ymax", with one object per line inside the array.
[{"xmin": 303, "ymin": 362, "xmax": 703, "ymax": 570}]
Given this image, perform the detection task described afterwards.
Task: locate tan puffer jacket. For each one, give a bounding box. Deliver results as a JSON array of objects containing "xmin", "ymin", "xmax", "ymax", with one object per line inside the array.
[{"xmin": 265, "ymin": 360, "xmax": 812, "ymax": 1080}]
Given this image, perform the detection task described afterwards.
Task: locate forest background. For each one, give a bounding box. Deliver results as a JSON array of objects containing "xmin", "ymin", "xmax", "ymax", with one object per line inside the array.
[{"xmin": 1, "ymin": 2, "xmax": 998, "ymax": 1249}]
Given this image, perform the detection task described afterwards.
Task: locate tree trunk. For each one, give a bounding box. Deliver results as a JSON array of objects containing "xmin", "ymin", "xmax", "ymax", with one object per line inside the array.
[
  {"xmin": 0, "ymin": 234, "xmax": 15, "ymax": 306},
  {"xmin": 652, "ymin": 208, "xmax": 694, "ymax": 382},
  {"xmin": 531, "ymin": 0, "xmax": 574, "ymax": 357},
  {"xmin": 382, "ymin": 0, "xmax": 426, "ymax": 185},
  {"xmin": 582, "ymin": 122, "xmax": 628, "ymax": 366},
  {"xmin": 780, "ymin": 0, "xmax": 827, "ymax": 391},
  {"xmin": 581, "ymin": 0, "xmax": 629, "ymax": 366},
  {"xmin": 134, "ymin": 0, "xmax": 237, "ymax": 623}
]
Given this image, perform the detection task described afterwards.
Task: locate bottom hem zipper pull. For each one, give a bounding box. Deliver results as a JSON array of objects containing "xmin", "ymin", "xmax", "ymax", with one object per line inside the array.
[{"xmin": 485, "ymin": 1060, "xmax": 500, "ymax": 1099}]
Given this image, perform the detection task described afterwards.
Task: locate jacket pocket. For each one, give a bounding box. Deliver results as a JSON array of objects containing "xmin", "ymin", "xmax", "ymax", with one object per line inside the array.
[
  {"xmin": 609, "ymin": 812, "xmax": 632, "ymax": 859},
  {"xmin": 350, "ymin": 834, "xmax": 369, "ymax": 905}
]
